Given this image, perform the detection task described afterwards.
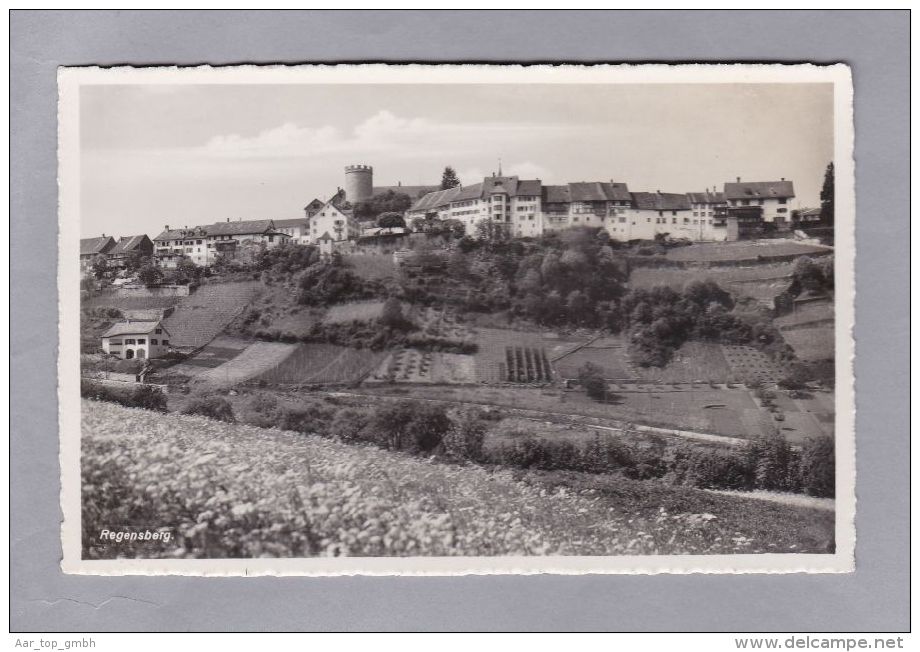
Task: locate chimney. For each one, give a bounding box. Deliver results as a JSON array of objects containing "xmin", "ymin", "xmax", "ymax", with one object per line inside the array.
[
  {"xmin": 227, "ymin": 217, "xmax": 230, "ymax": 222},
  {"xmin": 781, "ymin": 177, "xmax": 785, "ymax": 181},
  {"xmin": 165, "ymin": 225, "xmax": 169, "ymax": 231},
  {"xmin": 736, "ymin": 177, "xmax": 741, "ymax": 183},
  {"xmin": 101, "ymin": 233, "xmax": 105, "ymax": 238}
]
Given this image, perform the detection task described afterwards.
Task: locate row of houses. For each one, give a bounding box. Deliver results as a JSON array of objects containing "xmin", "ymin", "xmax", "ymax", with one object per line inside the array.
[{"xmin": 405, "ymin": 175, "xmax": 800, "ymax": 242}]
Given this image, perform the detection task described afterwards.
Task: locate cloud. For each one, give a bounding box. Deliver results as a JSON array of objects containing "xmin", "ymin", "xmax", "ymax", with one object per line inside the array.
[{"xmin": 199, "ymin": 110, "xmax": 580, "ymax": 161}]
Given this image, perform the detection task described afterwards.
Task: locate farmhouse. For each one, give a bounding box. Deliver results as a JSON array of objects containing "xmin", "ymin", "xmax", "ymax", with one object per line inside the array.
[
  {"xmin": 80, "ymin": 235, "xmax": 116, "ymax": 273},
  {"xmin": 101, "ymin": 320, "xmax": 171, "ymax": 360},
  {"xmin": 106, "ymin": 235, "xmax": 154, "ymax": 270},
  {"xmin": 272, "ymin": 218, "xmax": 311, "ymax": 245}
]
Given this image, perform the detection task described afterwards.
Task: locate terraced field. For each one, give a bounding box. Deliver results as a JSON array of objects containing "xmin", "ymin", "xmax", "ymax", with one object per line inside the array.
[
  {"xmin": 721, "ymin": 345, "xmax": 789, "ymax": 385},
  {"xmin": 629, "ymin": 263, "xmax": 794, "ymax": 307},
  {"xmin": 258, "ymin": 343, "xmax": 385, "ymax": 385},
  {"xmin": 781, "ymin": 327, "xmax": 835, "ymax": 362},
  {"xmin": 192, "ymin": 341, "xmax": 298, "ymax": 388},
  {"xmin": 163, "ymin": 282, "xmax": 261, "ymax": 349}
]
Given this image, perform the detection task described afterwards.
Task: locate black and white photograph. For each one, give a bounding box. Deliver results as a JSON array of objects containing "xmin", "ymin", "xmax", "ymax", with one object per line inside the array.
[{"xmin": 58, "ymin": 64, "xmax": 854, "ymax": 575}]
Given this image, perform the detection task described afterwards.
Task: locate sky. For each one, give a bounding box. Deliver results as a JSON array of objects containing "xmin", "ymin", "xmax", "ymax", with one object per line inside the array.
[{"xmin": 79, "ymin": 83, "xmax": 834, "ymax": 239}]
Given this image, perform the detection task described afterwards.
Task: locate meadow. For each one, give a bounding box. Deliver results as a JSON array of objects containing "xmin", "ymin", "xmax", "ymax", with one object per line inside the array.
[
  {"xmin": 163, "ymin": 281, "xmax": 262, "ymax": 348},
  {"xmin": 661, "ymin": 240, "xmax": 831, "ymax": 263},
  {"xmin": 322, "ymin": 300, "xmax": 386, "ymax": 325},
  {"xmin": 81, "ymin": 400, "xmax": 835, "ymax": 558}
]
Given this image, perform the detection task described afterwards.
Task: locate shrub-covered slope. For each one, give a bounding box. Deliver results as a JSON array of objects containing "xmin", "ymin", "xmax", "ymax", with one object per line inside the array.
[{"xmin": 81, "ymin": 400, "xmax": 833, "ymax": 558}]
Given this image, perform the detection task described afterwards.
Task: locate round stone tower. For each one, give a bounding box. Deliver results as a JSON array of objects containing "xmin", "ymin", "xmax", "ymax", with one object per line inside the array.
[{"xmin": 344, "ymin": 164, "xmax": 373, "ymax": 203}]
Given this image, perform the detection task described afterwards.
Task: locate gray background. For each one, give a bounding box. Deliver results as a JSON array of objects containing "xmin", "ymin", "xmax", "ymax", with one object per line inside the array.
[{"xmin": 10, "ymin": 10, "xmax": 909, "ymax": 632}]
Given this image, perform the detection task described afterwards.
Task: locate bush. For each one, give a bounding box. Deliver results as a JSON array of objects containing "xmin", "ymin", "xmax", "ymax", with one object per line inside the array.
[
  {"xmin": 669, "ymin": 446, "xmax": 754, "ymax": 490},
  {"xmin": 443, "ymin": 409, "xmax": 487, "ymax": 462},
  {"xmin": 747, "ymin": 436, "xmax": 799, "ymax": 492},
  {"xmin": 370, "ymin": 401, "xmax": 451, "ymax": 454},
  {"xmin": 81, "ymin": 380, "xmax": 167, "ymax": 413},
  {"xmin": 329, "ymin": 408, "xmax": 372, "ymax": 443},
  {"xmin": 238, "ymin": 393, "xmax": 282, "ymax": 428},
  {"xmin": 182, "ymin": 396, "xmax": 236, "ymax": 423},
  {"xmin": 577, "ymin": 362, "xmax": 607, "ymax": 401},
  {"xmin": 279, "ymin": 403, "xmax": 335, "ymax": 436},
  {"xmin": 799, "ymin": 435, "xmax": 835, "ymax": 497}
]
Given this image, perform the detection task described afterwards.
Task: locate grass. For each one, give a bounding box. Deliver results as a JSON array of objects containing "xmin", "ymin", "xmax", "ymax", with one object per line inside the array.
[
  {"xmin": 258, "ymin": 343, "xmax": 385, "ymax": 385},
  {"xmin": 780, "ymin": 327, "xmax": 835, "ymax": 362},
  {"xmin": 322, "ymin": 300, "xmax": 386, "ymax": 325},
  {"xmin": 662, "ymin": 240, "xmax": 831, "ymax": 263},
  {"xmin": 80, "ymin": 400, "xmax": 835, "ymax": 558},
  {"xmin": 343, "ymin": 254, "xmax": 397, "ymax": 281}
]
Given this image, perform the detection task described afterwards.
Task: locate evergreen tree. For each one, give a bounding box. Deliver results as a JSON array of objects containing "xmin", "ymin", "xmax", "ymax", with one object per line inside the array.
[
  {"xmin": 819, "ymin": 162, "xmax": 834, "ymax": 226},
  {"xmin": 440, "ymin": 166, "xmax": 461, "ymax": 190}
]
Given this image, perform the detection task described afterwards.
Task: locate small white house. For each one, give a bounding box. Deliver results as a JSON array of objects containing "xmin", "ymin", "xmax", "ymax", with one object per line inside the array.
[{"xmin": 101, "ymin": 320, "xmax": 171, "ymax": 360}]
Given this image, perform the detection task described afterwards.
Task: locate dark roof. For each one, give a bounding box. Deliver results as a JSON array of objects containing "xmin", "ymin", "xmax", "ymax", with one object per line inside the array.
[
  {"xmin": 568, "ymin": 182, "xmax": 631, "ymax": 202},
  {"xmin": 318, "ymin": 231, "xmax": 334, "ymax": 241},
  {"xmin": 373, "ymin": 185, "xmax": 439, "ymax": 199},
  {"xmin": 272, "ymin": 218, "xmax": 308, "ymax": 229},
  {"xmin": 686, "ymin": 191, "xmax": 726, "ymax": 204},
  {"xmin": 631, "ymin": 192, "xmax": 691, "ymax": 211},
  {"xmin": 101, "ymin": 320, "xmax": 168, "ymax": 338},
  {"xmin": 80, "ymin": 236, "xmax": 116, "ymax": 257},
  {"xmin": 542, "ymin": 185, "xmax": 570, "ymax": 204},
  {"xmin": 108, "ymin": 235, "xmax": 151, "ymax": 255},
  {"xmin": 409, "ymin": 186, "xmax": 464, "ymax": 212},
  {"xmin": 206, "ymin": 219, "xmax": 275, "ymax": 237},
  {"xmin": 517, "ymin": 179, "xmax": 543, "ymax": 196},
  {"xmin": 724, "ymin": 180, "xmax": 795, "ymax": 200},
  {"xmin": 153, "ymin": 226, "xmax": 208, "ymax": 242}
]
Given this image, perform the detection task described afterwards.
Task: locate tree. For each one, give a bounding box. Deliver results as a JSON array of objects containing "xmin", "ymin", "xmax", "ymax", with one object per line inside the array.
[
  {"xmin": 819, "ymin": 162, "xmax": 834, "ymax": 226},
  {"xmin": 440, "ymin": 166, "xmax": 461, "ymax": 190},
  {"xmin": 137, "ymin": 263, "xmax": 164, "ymax": 287},
  {"xmin": 182, "ymin": 396, "xmax": 236, "ymax": 423},
  {"xmin": 577, "ymin": 362, "xmax": 608, "ymax": 401},
  {"xmin": 377, "ymin": 212, "xmax": 406, "ymax": 229},
  {"xmin": 799, "ymin": 435, "xmax": 835, "ymax": 497},
  {"xmin": 443, "ymin": 409, "xmax": 486, "ymax": 461},
  {"xmin": 379, "ymin": 296, "xmax": 410, "ymax": 330},
  {"xmin": 354, "ymin": 190, "xmax": 412, "ymax": 221},
  {"xmin": 91, "ymin": 254, "xmax": 108, "ymax": 279}
]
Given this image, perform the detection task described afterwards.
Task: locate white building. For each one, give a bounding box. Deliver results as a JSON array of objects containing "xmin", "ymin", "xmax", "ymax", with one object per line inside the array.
[
  {"xmin": 723, "ymin": 178, "xmax": 795, "ymax": 228},
  {"xmin": 306, "ymin": 196, "xmax": 361, "ymax": 242},
  {"xmin": 153, "ymin": 219, "xmax": 290, "ymax": 267},
  {"xmin": 101, "ymin": 320, "xmax": 171, "ymax": 360},
  {"xmin": 273, "ymin": 218, "xmax": 311, "ymax": 244}
]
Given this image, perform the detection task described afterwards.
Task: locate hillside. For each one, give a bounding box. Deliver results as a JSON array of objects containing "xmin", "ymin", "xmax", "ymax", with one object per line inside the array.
[{"xmin": 81, "ymin": 400, "xmax": 834, "ymax": 559}]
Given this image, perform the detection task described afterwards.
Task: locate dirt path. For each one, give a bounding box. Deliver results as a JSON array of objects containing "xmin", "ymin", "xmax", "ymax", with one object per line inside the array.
[{"xmin": 706, "ymin": 489, "xmax": 835, "ymax": 512}]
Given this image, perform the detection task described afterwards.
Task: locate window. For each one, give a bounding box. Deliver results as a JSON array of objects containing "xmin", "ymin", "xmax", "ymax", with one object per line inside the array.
[
  {"xmin": 683, "ymin": 218, "xmax": 690, "ymax": 224},
  {"xmin": 779, "ymin": 197, "xmax": 787, "ymax": 205},
  {"xmin": 741, "ymin": 199, "xmax": 750, "ymax": 206},
  {"xmin": 125, "ymin": 339, "xmax": 136, "ymax": 345},
  {"xmin": 155, "ymin": 328, "xmax": 162, "ymax": 334},
  {"xmin": 196, "ymin": 240, "xmax": 202, "ymax": 245},
  {"xmin": 777, "ymin": 208, "xmax": 787, "ymax": 214},
  {"xmin": 672, "ymin": 218, "xmax": 677, "ymax": 224},
  {"xmin": 150, "ymin": 339, "xmax": 158, "ymax": 345},
  {"xmin": 646, "ymin": 218, "xmax": 651, "ymax": 223},
  {"xmin": 162, "ymin": 340, "xmax": 169, "ymax": 346},
  {"xmin": 672, "ymin": 211, "xmax": 677, "ymax": 216},
  {"xmin": 109, "ymin": 339, "xmax": 122, "ymax": 346},
  {"xmin": 136, "ymin": 338, "xmax": 146, "ymax": 344},
  {"xmin": 757, "ymin": 199, "xmax": 764, "ymax": 205},
  {"xmin": 619, "ymin": 217, "xmax": 626, "ymax": 223}
]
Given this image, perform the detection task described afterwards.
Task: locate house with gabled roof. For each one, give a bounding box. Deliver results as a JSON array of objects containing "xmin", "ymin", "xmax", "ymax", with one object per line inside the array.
[
  {"xmin": 723, "ymin": 177, "xmax": 795, "ymax": 227},
  {"xmin": 153, "ymin": 219, "xmax": 290, "ymax": 267},
  {"xmin": 106, "ymin": 235, "xmax": 154, "ymax": 270},
  {"xmin": 80, "ymin": 235, "xmax": 116, "ymax": 273},
  {"xmin": 306, "ymin": 197, "xmax": 360, "ymax": 243},
  {"xmin": 101, "ymin": 319, "xmax": 171, "ymax": 360}
]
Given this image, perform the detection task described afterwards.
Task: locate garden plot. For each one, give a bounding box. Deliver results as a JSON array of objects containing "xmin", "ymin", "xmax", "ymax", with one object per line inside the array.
[
  {"xmin": 343, "ymin": 254, "xmax": 398, "ymax": 281},
  {"xmin": 193, "ymin": 341, "xmax": 298, "ymax": 388},
  {"xmin": 368, "ymin": 349, "xmax": 478, "ymax": 384},
  {"xmin": 322, "ymin": 300, "xmax": 385, "ymax": 325},
  {"xmin": 258, "ymin": 343, "xmax": 384, "ymax": 385},
  {"xmin": 473, "ymin": 328, "xmax": 580, "ymax": 384},
  {"xmin": 415, "ymin": 306, "xmax": 475, "ymax": 342},
  {"xmin": 721, "ymin": 345, "xmax": 788, "ymax": 385}
]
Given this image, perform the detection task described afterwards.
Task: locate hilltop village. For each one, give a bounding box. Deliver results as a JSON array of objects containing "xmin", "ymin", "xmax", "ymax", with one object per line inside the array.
[{"xmin": 79, "ymin": 160, "xmax": 838, "ymax": 558}]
